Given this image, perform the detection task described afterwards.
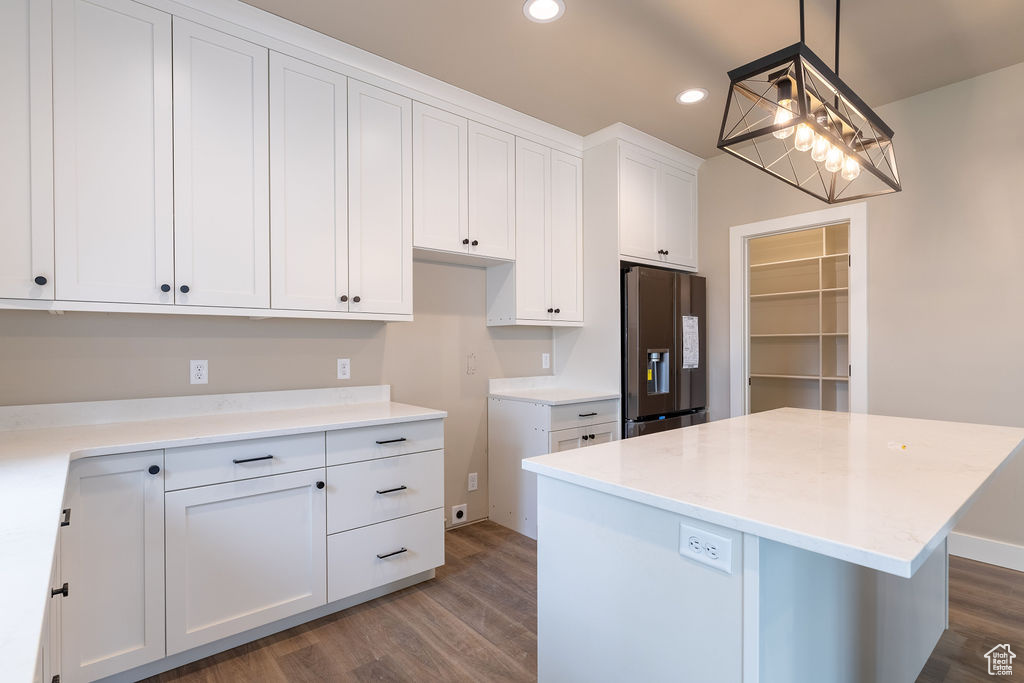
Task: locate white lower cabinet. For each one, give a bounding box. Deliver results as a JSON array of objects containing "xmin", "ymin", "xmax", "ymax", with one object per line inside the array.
[
  {"xmin": 60, "ymin": 450, "xmax": 165, "ymax": 683},
  {"xmin": 327, "ymin": 508, "xmax": 444, "ymax": 602},
  {"xmin": 165, "ymin": 468, "xmax": 327, "ymax": 655}
]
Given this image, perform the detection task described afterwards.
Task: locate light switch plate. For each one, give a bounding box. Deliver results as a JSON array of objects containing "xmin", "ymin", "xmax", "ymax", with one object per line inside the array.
[
  {"xmin": 337, "ymin": 358, "xmax": 351, "ymax": 380},
  {"xmin": 679, "ymin": 522, "xmax": 733, "ymax": 574}
]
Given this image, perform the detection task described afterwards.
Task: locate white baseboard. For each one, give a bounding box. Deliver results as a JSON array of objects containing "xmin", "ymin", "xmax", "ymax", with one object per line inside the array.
[{"xmin": 948, "ymin": 532, "xmax": 1024, "ymax": 573}]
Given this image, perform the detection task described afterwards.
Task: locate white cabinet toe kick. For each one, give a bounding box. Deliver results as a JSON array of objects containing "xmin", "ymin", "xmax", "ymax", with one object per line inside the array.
[{"xmin": 42, "ymin": 416, "xmax": 445, "ymax": 683}]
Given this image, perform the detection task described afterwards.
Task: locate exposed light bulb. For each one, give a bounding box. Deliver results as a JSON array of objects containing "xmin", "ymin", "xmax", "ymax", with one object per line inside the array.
[
  {"xmin": 825, "ymin": 145, "xmax": 844, "ymax": 173},
  {"xmin": 811, "ymin": 134, "xmax": 831, "ymax": 163},
  {"xmin": 793, "ymin": 124, "xmax": 814, "ymax": 152},
  {"xmin": 772, "ymin": 100, "xmax": 795, "ymax": 139},
  {"xmin": 841, "ymin": 155, "xmax": 861, "ymax": 181}
]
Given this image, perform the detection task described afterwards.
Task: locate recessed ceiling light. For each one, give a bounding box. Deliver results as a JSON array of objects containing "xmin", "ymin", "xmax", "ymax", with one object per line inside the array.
[
  {"xmin": 524, "ymin": 0, "xmax": 565, "ymax": 23},
  {"xmin": 676, "ymin": 88, "xmax": 708, "ymax": 104}
]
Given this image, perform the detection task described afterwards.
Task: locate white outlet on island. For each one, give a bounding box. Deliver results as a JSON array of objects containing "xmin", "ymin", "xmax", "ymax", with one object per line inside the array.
[
  {"xmin": 542, "ymin": 353, "xmax": 550, "ymax": 369},
  {"xmin": 337, "ymin": 358, "xmax": 351, "ymax": 380}
]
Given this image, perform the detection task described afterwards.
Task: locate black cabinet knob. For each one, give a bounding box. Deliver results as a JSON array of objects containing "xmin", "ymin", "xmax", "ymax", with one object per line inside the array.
[
  {"xmin": 664, "ymin": 250, "xmax": 669, "ymax": 255},
  {"xmin": 589, "ymin": 434, "xmax": 596, "ymax": 440},
  {"xmin": 462, "ymin": 238, "xmax": 470, "ymax": 245},
  {"xmin": 179, "ymin": 285, "xmax": 190, "ymax": 293},
  {"xmin": 339, "ymin": 295, "xmax": 348, "ymax": 302},
  {"xmin": 471, "ymin": 240, "xmax": 479, "ymax": 246},
  {"xmin": 316, "ymin": 481, "xmax": 325, "ymax": 489},
  {"xmin": 554, "ymin": 308, "xmax": 560, "ymax": 314},
  {"xmin": 582, "ymin": 434, "xmax": 589, "ymax": 441},
  {"xmin": 34, "ymin": 276, "xmax": 47, "ymax": 286},
  {"xmin": 148, "ymin": 465, "xmax": 160, "ymax": 475},
  {"xmin": 160, "ymin": 284, "xmax": 171, "ymax": 292},
  {"xmin": 547, "ymin": 308, "xmax": 554, "ymax": 313},
  {"xmin": 352, "ymin": 296, "xmax": 361, "ymax": 303}
]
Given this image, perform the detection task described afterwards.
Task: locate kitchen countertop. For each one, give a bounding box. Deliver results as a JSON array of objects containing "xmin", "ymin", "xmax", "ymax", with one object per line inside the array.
[
  {"xmin": 0, "ymin": 387, "xmax": 445, "ymax": 683},
  {"xmin": 523, "ymin": 407, "xmax": 1024, "ymax": 577},
  {"xmin": 488, "ymin": 387, "xmax": 620, "ymax": 406}
]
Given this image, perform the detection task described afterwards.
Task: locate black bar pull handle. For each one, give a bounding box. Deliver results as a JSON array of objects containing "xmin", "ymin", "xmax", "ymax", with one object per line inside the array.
[
  {"xmin": 375, "ymin": 437, "xmax": 407, "ymax": 445},
  {"xmin": 233, "ymin": 454, "xmax": 274, "ymax": 464},
  {"xmin": 51, "ymin": 582, "xmax": 68, "ymax": 598},
  {"xmin": 376, "ymin": 547, "xmax": 408, "ymax": 560},
  {"xmin": 376, "ymin": 485, "xmax": 408, "ymax": 495},
  {"xmin": 578, "ymin": 412, "xmax": 598, "ymax": 417}
]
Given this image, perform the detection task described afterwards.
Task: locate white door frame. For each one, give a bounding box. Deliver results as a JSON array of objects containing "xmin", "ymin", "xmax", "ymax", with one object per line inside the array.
[{"xmin": 729, "ymin": 203, "xmax": 868, "ymax": 417}]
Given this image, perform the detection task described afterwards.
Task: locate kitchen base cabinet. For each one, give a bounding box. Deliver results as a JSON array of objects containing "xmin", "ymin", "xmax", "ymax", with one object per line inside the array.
[
  {"xmin": 488, "ymin": 397, "xmax": 619, "ymax": 539},
  {"xmin": 327, "ymin": 508, "xmax": 445, "ymax": 602},
  {"xmin": 165, "ymin": 468, "xmax": 327, "ymax": 655},
  {"xmin": 60, "ymin": 450, "xmax": 165, "ymax": 683}
]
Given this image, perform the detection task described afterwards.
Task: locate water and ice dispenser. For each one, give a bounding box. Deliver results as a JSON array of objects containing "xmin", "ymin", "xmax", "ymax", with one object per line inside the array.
[{"xmin": 646, "ymin": 349, "xmax": 670, "ymax": 396}]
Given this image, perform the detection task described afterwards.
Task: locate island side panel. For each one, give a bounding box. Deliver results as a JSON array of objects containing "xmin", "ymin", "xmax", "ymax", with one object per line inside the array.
[
  {"xmin": 757, "ymin": 536, "xmax": 947, "ymax": 683},
  {"xmin": 535, "ymin": 475, "xmax": 744, "ymax": 683}
]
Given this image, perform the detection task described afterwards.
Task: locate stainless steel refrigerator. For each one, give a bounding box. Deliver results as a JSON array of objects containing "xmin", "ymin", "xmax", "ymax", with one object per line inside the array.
[{"xmin": 621, "ymin": 265, "xmax": 708, "ymax": 438}]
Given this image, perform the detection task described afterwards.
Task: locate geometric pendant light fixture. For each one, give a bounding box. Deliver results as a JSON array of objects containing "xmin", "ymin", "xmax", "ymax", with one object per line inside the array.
[{"xmin": 717, "ymin": 0, "xmax": 900, "ymax": 203}]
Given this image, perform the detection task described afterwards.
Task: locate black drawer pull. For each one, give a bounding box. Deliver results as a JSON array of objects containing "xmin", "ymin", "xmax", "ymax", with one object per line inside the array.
[
  {"xmin": 375, "ymin": 437, "xmax": 407, "ymax": 445},
  {"xmin": 51, "ymin": 583, "xmax": 68, "ymax": 598},
  {"xmin": 377, "ymin": 547, "xmax": 408, "ymax": 560},
  {"xmin": 578, "ymin": 412, "xmax": 598, "ymax": 417},
  {"xmin": 589, "ymin": 434, "xmax": 596, "ymax": 440},
  {"xmin": 581, "ymin": 434, "xmax": 589, "ymax": 441},
  {"xmin": 233, "ymin": 455, "xmax": 274, "ymax": 464},
  {"xmin": 60, "ymin": 508, "xmax": 71, "ymax": 527},
  {"xmin": 376, "ymin": 485, "xmax": 408, "ymax": 495},
  {"xmin": 316, "ymin": 481, "xmax": 325, "ymax": 489},
  {"xmin": 35, "ymin": 275, "xmax": 48, "ymax": 286}
]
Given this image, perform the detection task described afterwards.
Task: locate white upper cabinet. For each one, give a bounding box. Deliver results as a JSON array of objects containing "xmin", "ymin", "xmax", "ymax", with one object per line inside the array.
[
  {"xmin": 172, "ymin": 19, "xmax": 269, "ymax": 308},
  {"xmin": 618, "ymin": 142, "xmax": 698, "ymax": 271},
  {"xmin": 52, "ymin": 0, "xmax": 173, "ymax": 304},
  {"xmin": 468, "ymin": 122, "xmax": 516, "ymax": 260},
  {"xmin": 60, "ymin": 450, "xmax": 165, "ymax": 683},
  {"xmin": 348, "ymin": 80, "xmax": 413, "ymax": 316},
  {"xmin": 270, "ymin": 52, "xmax": 348, "ymax": 312},
  {"xmin": 549, "ymin": 150, "xmax": 583, "ymax": 323},
  {"xmin": 487, "ymin": 139, "xmax": 582, "ymax": 326},
  {"xmin": 514, "ymin": 138, "xmax": 552, "ymax": 321},
  {"xmin": 412, "ymin": 103, "xmax": 468, "ymax": 254},
  {"xmin": 0, "ymin": 0, "xmax": 53, "ymax": 300}
]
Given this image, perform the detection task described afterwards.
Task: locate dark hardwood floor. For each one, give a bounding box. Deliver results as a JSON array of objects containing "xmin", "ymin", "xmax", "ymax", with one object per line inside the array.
[{"xmin": 149, "ymin": 521, "xmax": 1021, "ymax": 682}]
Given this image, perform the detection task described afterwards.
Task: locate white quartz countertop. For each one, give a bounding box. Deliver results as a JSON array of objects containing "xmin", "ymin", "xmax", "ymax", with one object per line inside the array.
[
  {"xmin": 523, "ymin": 408, "xmax": 1024, "ymax": 578},
  {"xmin": 0, "ymin": 389, "xmax": 444, "ymax": 683},
  {"xmin": 488, "ymin": 388, "xmax": 620, "ymax": 406}
]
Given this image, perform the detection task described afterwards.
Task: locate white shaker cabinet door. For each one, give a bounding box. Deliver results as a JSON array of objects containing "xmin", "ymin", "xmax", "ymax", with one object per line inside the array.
[
  {"xmin": 0, "ymin": 0, "xmax": 53, "ymax": 300},
  {"xmin": 173, "ymin": 19, "xmax": 269, "ymax": 308},
  {"xmin": 514, "ymin": 138, "xmax": 551, "ymax": 321},
  {"xmin": 52, "ymin": 0, "xmax": 173, "ymax": 304},
  {"xmin": 270, "ymin": 52, "xmax": 348, "ymax": 312},
  {"xmin": 549, "ymin": 150, "xmax": 583, "ymax": 323},
  {"xmin": 658, "ymin": 164, "xmax": 698, "ymax": 270},
  {"xmin": 468, "ymin": 121, "xmax": 516, "ymax": 260},
  {"xmin": 165, "ymin": 469, "xmax": 327, "ymax": 655},
  {"xmin": 348, "ymin": 80, "xmax": 413, "ymax": 315},
  {"xmin": 618, "ymin": 144, "xmax": 660, "ymax": 262},
  {"xmin": 60, "ymin": 450, "xmax": 165, "ymax": 683},
  {"xmin": 412, "ymin": 102, "xmax": 468, "ymax": 254}
]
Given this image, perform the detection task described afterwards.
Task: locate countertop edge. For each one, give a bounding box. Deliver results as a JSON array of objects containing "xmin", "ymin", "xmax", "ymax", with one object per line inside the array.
[
  {"xmin": 523, "ymin": 458, "xmax": 915, "ymax": 578},
  {"xmin": 487, "ymin": 392, "xmax": 621, "ymax": 406}
]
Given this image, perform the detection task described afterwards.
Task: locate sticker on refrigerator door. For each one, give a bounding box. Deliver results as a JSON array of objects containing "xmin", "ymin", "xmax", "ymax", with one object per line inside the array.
[{"xmin": 682, "ymin": 316, "xmax": 699, "ymax": 368}]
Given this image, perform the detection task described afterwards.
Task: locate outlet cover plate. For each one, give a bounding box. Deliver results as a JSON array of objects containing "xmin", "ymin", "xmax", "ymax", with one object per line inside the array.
[
  {"xmin": 468, "ymin": 472, "xmax": 478, "ymax": 491},
  {"xmin": 337, "ymin": 358, "xmax": 351, "ymax": 380},
  {"xmin": 679, "ymin": 522, "xmax": 733, "ymax": 574},
  {"xmin": 189, "ymin": 360, "xmax": 208, "ymax": 385}
]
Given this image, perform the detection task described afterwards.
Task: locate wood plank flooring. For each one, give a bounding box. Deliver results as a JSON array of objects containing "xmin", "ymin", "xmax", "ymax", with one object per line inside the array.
[{"xmin": 149, "ymin": 521, "xmax": 1021, "ymax": 682}]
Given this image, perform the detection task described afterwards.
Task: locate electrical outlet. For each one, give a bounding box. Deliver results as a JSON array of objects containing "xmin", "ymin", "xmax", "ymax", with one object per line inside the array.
[
  {"xmin": 337, "ymin": 358, "xmax": 351, "ymax": 380},
  {"xmin": 451, "ymin": 504, "xmax": 468, "ymax": 525},
  {"xmin": 679, "ymin": 522, "xmax": 732, "ymax": 574},
  {"xmin": 466, "ymin": 353, "xmax": 477, "ymax": 376},
  {"xmin": 189, "ymin": 360, "xmax": 208, "ymax": 385},
  {"xmin": 542, "ymin": 353, "xmax": 550, "ymax": 369},
  {"xmin": 468, "ymin": 472, "xmax": 478, "ymax": 491}
]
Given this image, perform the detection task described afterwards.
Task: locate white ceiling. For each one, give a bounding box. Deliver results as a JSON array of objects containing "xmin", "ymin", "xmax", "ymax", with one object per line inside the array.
[{"xmin": 242, "ymin": 0, "xmax": 1024, "ymax": 158}]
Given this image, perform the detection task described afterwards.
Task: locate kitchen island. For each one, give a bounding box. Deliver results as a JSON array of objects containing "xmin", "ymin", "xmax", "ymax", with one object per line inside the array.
[{"xmin": 523, "ymin": 408, "xmax": 1024, "ymax": 683}]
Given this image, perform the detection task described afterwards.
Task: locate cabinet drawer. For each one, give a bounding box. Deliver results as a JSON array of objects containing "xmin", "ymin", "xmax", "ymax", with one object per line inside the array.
[
  {"xmin": 327, "ymin": 450, "xmax": 443, "ymax": 534},
  {"xmin": 165, "ymin": 432, "xmax": 325, "ymax": 491},
  {"xmin": 327, "ymin": 508, "xmax": 444, "ymax": 602},
  {"xmin": 549, "ymin": 399, "xmax": 619, "ymax": 432},
  {"xmin": 327, "ymin": 418, "xmax": 443, "ymax": 466}
]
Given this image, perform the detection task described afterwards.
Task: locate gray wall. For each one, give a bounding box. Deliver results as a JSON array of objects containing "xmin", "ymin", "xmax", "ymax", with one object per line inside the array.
[
  {"xmin": 698, "ymin": 61, "xmax": 1024, "ymax": 547},
  {"xmin": 0, "ymin": 260, "xmax": 553, "ymax": 525}
]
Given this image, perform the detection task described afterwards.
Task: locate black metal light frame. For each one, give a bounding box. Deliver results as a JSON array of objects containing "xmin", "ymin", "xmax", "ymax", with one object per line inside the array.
[{"xmin": 716, "ymin": 1, "xmax": 901, "ymax": 204}]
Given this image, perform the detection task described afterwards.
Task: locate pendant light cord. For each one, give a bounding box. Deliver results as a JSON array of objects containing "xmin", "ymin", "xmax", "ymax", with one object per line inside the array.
[
  {"xmin": 834, "ymin": 0, "xmax": 841, "ymax": 75},
  {"xmin": 799, "ymin": 0, "xmax": 805, "ymax": 43}
]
